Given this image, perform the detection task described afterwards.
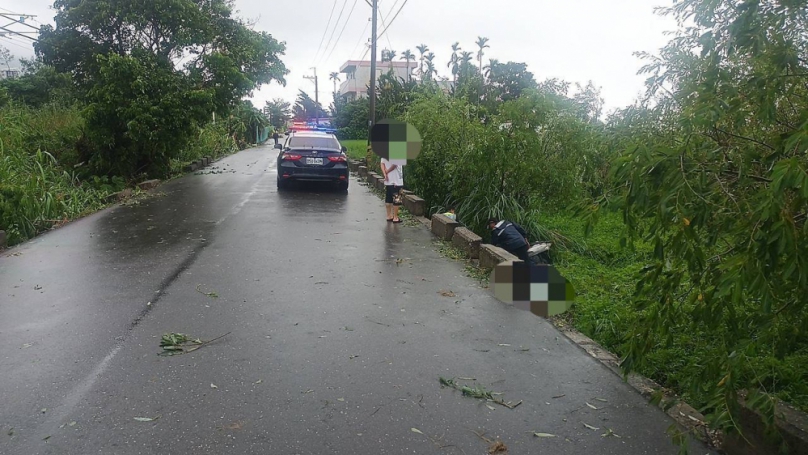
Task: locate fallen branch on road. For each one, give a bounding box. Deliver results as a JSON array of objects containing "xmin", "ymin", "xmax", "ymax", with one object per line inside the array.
[
  {"xmin": 440, "ymin": 377, "xmax": 522, "ymax": 410},
  {"xmin": 159, "ymin": 332, "xmax": 231, "ymax": 356}
]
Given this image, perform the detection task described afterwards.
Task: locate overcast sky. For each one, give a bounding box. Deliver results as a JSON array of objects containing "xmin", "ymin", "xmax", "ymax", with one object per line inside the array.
[{"xmin": 3, "ymin": 0, "xmax": 677, "ymax": 113}]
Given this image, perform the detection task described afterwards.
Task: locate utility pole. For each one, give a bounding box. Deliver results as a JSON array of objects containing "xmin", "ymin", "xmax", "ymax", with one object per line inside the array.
[
  {"xmin": 303, "ymin": 67, "xmax": 320, "ymax": 125},
  {"xmin": 367, "ymin": 0, "xmax": 378, "ymax": 144}
]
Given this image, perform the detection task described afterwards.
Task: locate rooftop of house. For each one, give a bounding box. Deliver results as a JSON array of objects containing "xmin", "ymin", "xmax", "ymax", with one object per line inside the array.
[{"xmin": 340, "ymin": 60, "xmax": 417, "ymax": 73}]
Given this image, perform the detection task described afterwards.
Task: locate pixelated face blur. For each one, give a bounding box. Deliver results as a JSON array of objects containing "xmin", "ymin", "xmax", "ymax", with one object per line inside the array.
[{"xmin": 370, "ymin": 119, "xmax": 422, "ymax": 163}]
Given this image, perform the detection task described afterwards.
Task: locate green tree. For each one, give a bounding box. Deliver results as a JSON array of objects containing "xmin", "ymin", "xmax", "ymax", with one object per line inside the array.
[
  {"xmin": 333, "ymin": 97, "xmax": 369, "ymax": 139},
  {"xmin": 264, "ymin": 98, "xmax": 291, "ymax": 130},
  {"xmin": 483, "ymin": 58, "xmax": 499, "ymax": 80},
  {"xmin": 447, "ymin": 42, "xmax": 461, "ymax": 83},
  {"xmin": 475, "ymin": 36, "xmax": 489, "ymax": 75},
  {"xmin": 458, "ymin": 51, "xmax": 474, "ymax": 79},
  {"xmin": 0, "ymin": 45, "xmax": 13, "ymax": 71},
  {"xmin": 423, "ymin": 52, "xmax": 437, "ymax": 81},
  {"xmin": 34, "ymin": 0, "xmax": 288, "ymax": 176},
  {"xmin": 487, "ymin": 61, "xmax": 537, "ymax": 103},
  {"xmin": 292, "ymin": 90, "xmax": 325, "ymax": 120},
  {"xmin": 83, "ymin": 52, "xmax": 213, "ymax": 176},
  {"xmin": 400, "ymin": 49, "xmax": 415, "ymax": 82},
  {"xmin": 590, "ymin": 0, "xmax": 808, "ymax": 435},
  {"xmin": 416, "ymin": 44, "xmax": 429, "ymax": 79},
  {"xmin": 329, "ymin": 71, "xmax": 341, "ymax": 96},
  {"xmin": 400, "ymin": 49, "xmax": 415, "ymax": 83},
  {"xmin": 226, "ymin": 100, "xmax": 268, "ymax": 146},
  {"xmin": 572, "ymin": 81, "xmax": 604, "ymax": 124},
  {"xmin": 1, "ymin": 61, "xmax": 78, "ymax": 108}
]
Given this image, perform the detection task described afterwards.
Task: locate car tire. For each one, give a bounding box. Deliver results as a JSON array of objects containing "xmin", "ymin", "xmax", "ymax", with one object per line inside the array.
[
  {"xmin": 277, "ymin": 177, "xmax": 289, "ymax": 191},
  {"xmin": 337, "ymin": 181, "xmax": 348, "ymax": 192}
]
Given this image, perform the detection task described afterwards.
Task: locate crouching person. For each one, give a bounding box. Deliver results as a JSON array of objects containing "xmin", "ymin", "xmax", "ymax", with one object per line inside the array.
[{"xmin": 488, "ymin": 217, "xmax": 530, "ymax": 262}]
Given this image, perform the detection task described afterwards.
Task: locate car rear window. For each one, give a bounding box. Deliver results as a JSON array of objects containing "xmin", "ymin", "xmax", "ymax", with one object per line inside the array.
[{"xmin": 289, "ymin": 136, "xmax": 340, "ymax": 150}]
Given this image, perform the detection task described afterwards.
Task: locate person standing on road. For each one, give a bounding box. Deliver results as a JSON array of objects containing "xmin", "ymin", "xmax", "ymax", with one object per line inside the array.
[
  {"xmin": 488, "ymin": 217, "xmax": 530, "ymax": 262},
  {"xmin": 273, "ymin": 131, "xmax": 280, "ymax": 145},
  {"xmin": 381, "ymin": 158, "xmax": 404, "ymax": 223}
]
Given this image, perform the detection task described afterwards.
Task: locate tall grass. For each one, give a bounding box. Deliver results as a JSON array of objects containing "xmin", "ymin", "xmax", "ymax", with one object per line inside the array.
[
  {"xmin": 169, "ymin": 123, "xmax": 239, "ymax": 175},
  {"xmin": 0, "ymin": 103, "xmax": 109, "ymax": 244},
  {"xmin": 340, "ymin": 139, "xmax": 367, "ymax": 161}
]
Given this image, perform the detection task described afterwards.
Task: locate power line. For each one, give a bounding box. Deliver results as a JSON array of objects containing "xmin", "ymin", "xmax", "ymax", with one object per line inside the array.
[
  {"xmin": 376, "ymin": 0, "xmax": 408, "ymax": 42},
  {"xmin": 312, "ymin": 0, "xmax": 338, "ymax": 63},
  {"xmin": 317, "ymin": 0, "xmax": 350, "ymax": 66},
  {"xmin": 376, "ymin": 3, "xmax": 393, "ymax": 49},
  {"xmin": 0, "ymin": 35, "xmax": 31, "ymax": 52},
  {"xmin": 384, "ymin": 0, "xmax": 400, "ymax": 23},
  {"xmin": 349, "ymin": 17, "xmax": 371, "ymax": 60},
  {"xmin": 322, "ymin": 0, "xmax": 359, "ymax": 64}
]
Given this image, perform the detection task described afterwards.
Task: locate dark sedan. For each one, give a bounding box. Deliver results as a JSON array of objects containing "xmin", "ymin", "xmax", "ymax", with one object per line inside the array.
[{"xmin": 275, "ymin": 130, "xmax": 349, "ymax": 191}]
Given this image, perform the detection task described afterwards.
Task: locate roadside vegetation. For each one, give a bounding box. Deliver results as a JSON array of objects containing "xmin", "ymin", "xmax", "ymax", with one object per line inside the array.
[
  {"xmin": 330, "ymin": 0, "xmax": 808, "ymax": 434},
  {"xmin": 0, "ymin": 0, "xmax": 288, "ymax": 246}
]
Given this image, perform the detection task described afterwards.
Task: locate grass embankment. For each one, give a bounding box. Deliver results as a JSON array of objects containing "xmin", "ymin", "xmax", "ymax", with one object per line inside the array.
[
  {"xmin": 0, "ymin": 103, "xmax": 238, "ymax": 247},
  {"xmin": 340, "ymin": 139, "xmax": 367, "ymax": 161},
  {"xmin": 541, "ymin": 211, "xmax": 808, "ymax": 413}
]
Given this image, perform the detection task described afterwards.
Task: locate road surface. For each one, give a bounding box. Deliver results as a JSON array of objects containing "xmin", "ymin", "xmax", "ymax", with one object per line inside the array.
[{"xmin": 0, "ymin": 143, "xmax": 712, "ymax": 454}]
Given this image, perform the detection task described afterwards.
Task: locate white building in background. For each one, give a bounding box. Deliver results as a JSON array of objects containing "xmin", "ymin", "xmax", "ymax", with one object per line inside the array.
[
  {"xmin": 338, "ymin": 59, "xmax": 417, "ymax": 102},
  {"xmin": 0, "ymin": 69, "xmax": 20, "ymax": 79}
]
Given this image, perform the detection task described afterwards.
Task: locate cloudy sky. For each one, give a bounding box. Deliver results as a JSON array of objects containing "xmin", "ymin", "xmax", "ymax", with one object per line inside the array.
[{"xmin": 2, "ymin": 0, "xmax": 678, "ymax": 113}]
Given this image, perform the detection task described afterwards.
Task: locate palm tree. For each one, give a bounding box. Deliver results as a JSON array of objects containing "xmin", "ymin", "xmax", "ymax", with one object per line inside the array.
[
  {"xmin": 424, "ymin": 61, "xmax": 437, "ymax": 81},
  {"xmin": 459, "ymin": 51, "xmax": 474, "ymax": 78},
  {"xmin": 475, "ymin": 36, "xmax": 490, "ymax": 74},
  {"xmin": 483, "ymin": 58, "xmax": 499, "ymax": 80},
  {"xmin": 400, "ymin": 49, "xmax": 415, "ymax": 83},
  {"xmin": 447, "ymin": 42, "xmax": 461, "ymax": 83},
  {"xmin": 416, "ymin": 44, "xmax": 429, "ymax": 78},
  {"xmin": 386, "ymin": 49, "xmax": 397, "ymax": 72},
  {"xmin": 424, "ymin": 52, "xmax": 437, "ymax": 81},
  {"xmin": 329, "ymin": 71, "xmax": 341, "ymax": 95}
]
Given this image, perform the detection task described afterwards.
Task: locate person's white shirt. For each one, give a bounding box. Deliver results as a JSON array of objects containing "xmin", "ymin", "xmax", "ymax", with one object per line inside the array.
[{"xmin": 381, "ymin": 158, "xmax": 405, "ymax": 187}]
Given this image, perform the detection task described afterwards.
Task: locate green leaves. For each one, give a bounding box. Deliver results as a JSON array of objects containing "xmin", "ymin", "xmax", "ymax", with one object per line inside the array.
[
  {"xmin": 36, "ymin": 0, "xmax": 287, "ymax": 178},
  {"xmin": 602, "ymin": 0, "xmax": 808, "ymax": 434}
]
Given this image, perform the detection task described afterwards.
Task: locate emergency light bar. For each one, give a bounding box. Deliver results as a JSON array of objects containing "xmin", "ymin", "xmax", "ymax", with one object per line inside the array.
[{"xmin": 288, "ymin": 122, "xmax": 337, "ymax": 135}]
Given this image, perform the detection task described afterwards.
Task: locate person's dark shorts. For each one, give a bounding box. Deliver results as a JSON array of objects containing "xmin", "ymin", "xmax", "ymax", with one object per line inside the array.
[{"xmin": 385, "ymin": 185, "xmax": 403, "ymax": 204}]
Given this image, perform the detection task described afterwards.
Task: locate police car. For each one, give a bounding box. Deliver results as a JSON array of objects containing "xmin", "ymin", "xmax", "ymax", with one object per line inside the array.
[{"xmin": 275, "ymin": 126, "xmax": 349, "ymax": 191}]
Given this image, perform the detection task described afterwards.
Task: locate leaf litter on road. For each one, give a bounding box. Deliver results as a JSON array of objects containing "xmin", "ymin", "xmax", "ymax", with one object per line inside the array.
[
  {"xmin": 583, "ymin": 422, "xmax": 600, "ymax": 431},
  {"xmin": 195, "ymin": 284, "xmax": 219, "ymax": 298},
  {"xmin": 439, "ymin": 377, "xmax": 522, "ymax": 409},
  {"xmin": 134, "ymin": 416, "xmax": 160, "ymax": 422},
  {"xmin": 533, "ymin": 432, "xmax": 556, "ymax": 438},
  {"xmin": 158, "ymin": 332, "xmax": 230, "ymax": 356}
]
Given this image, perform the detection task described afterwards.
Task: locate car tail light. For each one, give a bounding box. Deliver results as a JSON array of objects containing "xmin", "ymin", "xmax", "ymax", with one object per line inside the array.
[
  {"xmin": 328, "ymin": 155, "xmax": 347, "ymax": 162},
  {"xmin": 282, "ymin": 153, "xmax": 301, "ymax": 160}
]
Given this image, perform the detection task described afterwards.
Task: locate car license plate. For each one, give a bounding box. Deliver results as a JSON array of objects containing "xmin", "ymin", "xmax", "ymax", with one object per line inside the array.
[{"xmin": 305, "ymin": 157, "xmax": 323, "ymax": 165}]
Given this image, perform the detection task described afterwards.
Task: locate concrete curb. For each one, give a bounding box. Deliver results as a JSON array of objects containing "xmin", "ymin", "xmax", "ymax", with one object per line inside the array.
[
  {"xmin": 452, "ymin": 227, "xmax": 482, "ymax": 259},
  {"xmin": 403, "ymin": 194, "xmax": 425, "ymax": 216},
  {"xmin": 431, "ymin": 214, "xmax": 459, "ymax": 241}
]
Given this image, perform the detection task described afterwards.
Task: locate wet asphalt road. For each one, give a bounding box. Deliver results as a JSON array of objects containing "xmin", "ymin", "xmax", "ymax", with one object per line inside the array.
[{"xmin": 0, "ymin": 143, "xmax": 713, "ymax": 454}]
